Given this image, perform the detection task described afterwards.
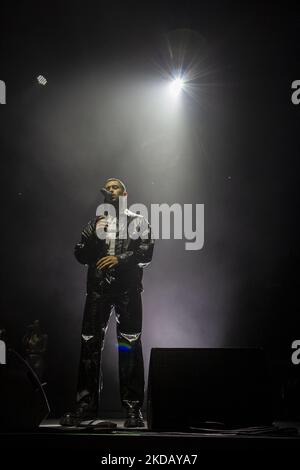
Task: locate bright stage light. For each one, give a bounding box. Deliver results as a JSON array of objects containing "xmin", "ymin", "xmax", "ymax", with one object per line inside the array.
[{"xmin": 169, "ymin": 77, "xmax": 184, "ymax": 96}]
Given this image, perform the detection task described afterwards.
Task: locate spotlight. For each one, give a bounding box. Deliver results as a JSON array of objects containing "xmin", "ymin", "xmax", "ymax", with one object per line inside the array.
[
  {"xmin": 37, "ymin": 75, "xmax": 47, "ymax": 86},
  {"xmin": 169, "ymin": 77, "xmax": 184, "ymax": 96}
]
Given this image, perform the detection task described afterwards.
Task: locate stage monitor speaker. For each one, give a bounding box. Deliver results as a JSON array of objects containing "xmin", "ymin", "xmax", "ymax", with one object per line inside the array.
[
  {"xmin": 0, "ymin": 349, "xmax": 50, "ymax": 429},
  {"xmin": 147, "ymin": 348, "xmax": 273, "ymax": 431}
]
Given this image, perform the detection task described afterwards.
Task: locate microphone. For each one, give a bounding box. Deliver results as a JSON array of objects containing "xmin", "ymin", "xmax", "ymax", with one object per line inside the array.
[
  {"xmin": 100, "ymin": 187, "xmax": 114, "ymax": 203},
  {"xmin": 98, "ymin": 189, "xmax": 111, "ymax": 233}
]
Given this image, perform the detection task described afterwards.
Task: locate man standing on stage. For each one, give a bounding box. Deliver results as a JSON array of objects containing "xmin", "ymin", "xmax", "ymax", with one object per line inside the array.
[{"xmin": 60, "ymin": 178, "xmax": 154, "ymax": 427}]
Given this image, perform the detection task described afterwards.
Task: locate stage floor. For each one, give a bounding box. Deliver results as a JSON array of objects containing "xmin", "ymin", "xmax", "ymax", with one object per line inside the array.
[{"xmin": 0, "ymin": 419, "xmax": 300, "ymax": 456}]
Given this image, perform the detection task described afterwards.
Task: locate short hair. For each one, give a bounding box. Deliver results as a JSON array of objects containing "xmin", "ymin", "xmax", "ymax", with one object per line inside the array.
[{"xmin": 105, "ymin": 178, "xmax": 127, "ymax": 192}]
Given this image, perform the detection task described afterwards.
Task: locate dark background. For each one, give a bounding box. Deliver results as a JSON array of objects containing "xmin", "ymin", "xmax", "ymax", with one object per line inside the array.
[{"xmin": 0, "ymin": 1, "xmax": 299, "ymax": 418}]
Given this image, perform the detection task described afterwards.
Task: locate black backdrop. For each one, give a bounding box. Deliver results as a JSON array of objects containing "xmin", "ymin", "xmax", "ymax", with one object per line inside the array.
[{"xmin": 0, "ymin": 0, "xmax": 299, "ymax": 418}]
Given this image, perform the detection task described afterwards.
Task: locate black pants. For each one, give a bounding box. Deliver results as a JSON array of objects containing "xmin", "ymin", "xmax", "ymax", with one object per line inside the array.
[{"xmin": 76, "ymin": 284, "xmax": 144, "ymax": 415}]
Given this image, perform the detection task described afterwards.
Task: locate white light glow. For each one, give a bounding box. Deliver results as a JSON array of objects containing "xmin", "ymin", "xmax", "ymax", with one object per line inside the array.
[{"xmin": 169, "ymin": 77, "xmax": 184, "ymax": 96}]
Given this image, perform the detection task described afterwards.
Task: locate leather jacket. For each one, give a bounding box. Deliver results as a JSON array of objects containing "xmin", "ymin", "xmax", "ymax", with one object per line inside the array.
[{"xmin": 74, "ymin": 209, "xmax": 154, "ymax": 293}]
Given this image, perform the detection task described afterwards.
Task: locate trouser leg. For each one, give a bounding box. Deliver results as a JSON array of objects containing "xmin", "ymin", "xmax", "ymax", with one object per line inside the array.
[
  {"xmin": 76, "ymin": 290, "xmax": 112, "ymax": 414},
  {"xmin": 115, "ymin": 289, "xmax": 144, "ymax": 408}
]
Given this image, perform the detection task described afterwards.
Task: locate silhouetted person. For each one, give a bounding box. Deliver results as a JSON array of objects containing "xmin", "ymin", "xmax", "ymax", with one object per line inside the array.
[{"xmin": 22, "ymin": 319, "xmax": 48, "ymax": 381}]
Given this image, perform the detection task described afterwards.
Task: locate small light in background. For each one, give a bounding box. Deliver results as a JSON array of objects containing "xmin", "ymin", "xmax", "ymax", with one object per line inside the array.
[{"xmin": 37, "ymin": 75, "xmax": 47, "ymax": 86}]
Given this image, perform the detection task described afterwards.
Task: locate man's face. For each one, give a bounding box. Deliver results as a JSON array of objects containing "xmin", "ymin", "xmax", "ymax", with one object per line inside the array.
[{"xmin": 104, "ymin": 180, "xmax": 126, "ymax": 201}]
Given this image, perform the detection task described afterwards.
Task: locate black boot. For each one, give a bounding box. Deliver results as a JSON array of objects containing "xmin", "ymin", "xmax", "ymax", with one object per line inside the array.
[
  {"xmin": 123, "ymin": 401, "xmax": 144, "ymax": 428},
  {"xmin": 60, "ymin": 403, "xmax": 96, "ymax": 427}
]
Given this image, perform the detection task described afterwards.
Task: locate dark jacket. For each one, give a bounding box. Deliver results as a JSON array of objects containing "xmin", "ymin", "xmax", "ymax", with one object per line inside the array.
[{"xmin": 74, "ymin": 209, "xmax": 154, "ymax": 293}]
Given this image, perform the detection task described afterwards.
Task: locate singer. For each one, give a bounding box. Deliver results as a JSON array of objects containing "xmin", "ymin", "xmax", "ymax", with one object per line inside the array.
[{"xmin": 60, "ymin": 178, "xmax": 154, "ymax": 427}]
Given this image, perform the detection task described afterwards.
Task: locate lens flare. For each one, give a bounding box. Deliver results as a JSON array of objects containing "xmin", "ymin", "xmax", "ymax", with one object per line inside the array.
[
  {"xmin": 169, "ymin": 77, "xmax": 184, "ymax": 96},
  {"xmin": 117, "ymin": 342, "xmax": 132, "ymax": 352}
]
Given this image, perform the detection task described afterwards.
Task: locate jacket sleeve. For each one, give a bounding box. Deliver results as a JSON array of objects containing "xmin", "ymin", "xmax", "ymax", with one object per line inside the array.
[
  {"xmin": 116, "ymin": 217, "xmax": 155, "ymax": 268},
  {"xmin": 74, "ymin": 220, "xmax": 102, "ymax": 265}
]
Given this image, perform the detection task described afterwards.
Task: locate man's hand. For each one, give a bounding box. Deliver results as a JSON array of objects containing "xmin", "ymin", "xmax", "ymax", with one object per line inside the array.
[
  {"xmin": 95, "ymin": 216, "xmax": 108, "ymax": 238},
  {"xmin": 96, "ymin": 255, "xmax": 119, "ymax": 270}
]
